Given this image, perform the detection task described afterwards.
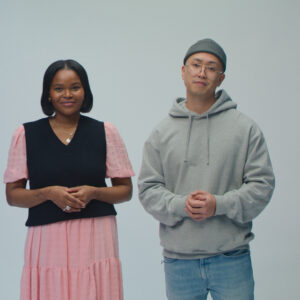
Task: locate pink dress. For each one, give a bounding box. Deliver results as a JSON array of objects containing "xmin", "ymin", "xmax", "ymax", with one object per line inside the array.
[{"xmin": 4, "ymin": 122, "xmax": 134, "ymax": 300}]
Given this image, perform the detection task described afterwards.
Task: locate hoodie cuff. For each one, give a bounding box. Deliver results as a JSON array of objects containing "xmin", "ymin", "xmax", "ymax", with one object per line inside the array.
[
  {"xmin": 170, "ymin": 195, "xmax": 189, "ymax": 218},
  {"xmin": 214, "ymin": 195, "xmax": 227, "ymax": 216}
]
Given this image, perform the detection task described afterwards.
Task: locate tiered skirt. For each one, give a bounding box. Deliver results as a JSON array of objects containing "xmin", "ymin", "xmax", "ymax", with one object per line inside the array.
[{"xmin": 20, "ymin": 216, "xmax": 123, "ymax": 300}]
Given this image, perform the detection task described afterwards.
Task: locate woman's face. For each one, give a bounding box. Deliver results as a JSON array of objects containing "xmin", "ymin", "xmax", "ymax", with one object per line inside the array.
[{"xmin": 49, "ymin": 69, "xmax": 85, "ymax": 117}]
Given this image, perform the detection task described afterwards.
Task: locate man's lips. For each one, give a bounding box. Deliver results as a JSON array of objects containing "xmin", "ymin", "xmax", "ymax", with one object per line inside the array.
[{"xmin": 193, "ymin": 81, "xmax": 207, "ymax": 86}]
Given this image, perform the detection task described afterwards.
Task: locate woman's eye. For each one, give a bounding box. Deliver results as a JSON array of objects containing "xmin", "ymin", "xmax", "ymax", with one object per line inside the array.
[
  {"xmin": 72, "ymin": 86, "xmax": 80, "ymax": 91},
  {"xmin": 54, "ymin": 87, "xmax": 63, "ymax": 92}
]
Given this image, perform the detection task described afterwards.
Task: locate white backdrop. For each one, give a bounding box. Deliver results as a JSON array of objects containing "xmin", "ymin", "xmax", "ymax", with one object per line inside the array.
[{"xmin": 1, "ymin": 1, "xmax": 299, "ymax": 299}]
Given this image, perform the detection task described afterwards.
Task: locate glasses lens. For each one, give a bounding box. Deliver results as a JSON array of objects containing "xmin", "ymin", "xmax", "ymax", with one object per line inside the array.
[{"xmin": 186, "ymin": 64, "xmax": 220, "ymax": 78}]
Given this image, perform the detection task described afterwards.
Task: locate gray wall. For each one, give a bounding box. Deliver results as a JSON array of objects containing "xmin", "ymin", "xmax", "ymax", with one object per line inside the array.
[{"xmin": 0, "ymin": 0, "xmax": 299, "ymax": 299}]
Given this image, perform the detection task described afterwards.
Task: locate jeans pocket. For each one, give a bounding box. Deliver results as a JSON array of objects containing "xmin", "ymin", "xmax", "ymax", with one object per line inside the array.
[
  {"xmin": 163, "ymin": 257, "xmax": 178, "ymax": 264},
  {"xmin": 221, "ymin": 248, "xmax": 250, "ymax": 257}
]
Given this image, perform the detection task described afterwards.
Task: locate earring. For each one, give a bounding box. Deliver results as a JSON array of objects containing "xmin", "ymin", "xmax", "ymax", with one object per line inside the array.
[{"xmin": 48, "ymin": 97, "xmax": 52, "ymax": 102}]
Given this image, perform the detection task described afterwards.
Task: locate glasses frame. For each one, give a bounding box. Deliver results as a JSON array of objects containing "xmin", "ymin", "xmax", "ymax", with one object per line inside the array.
[{"xmin": 185, "ymin": 63, "xmax": 224, "ymax": 78}]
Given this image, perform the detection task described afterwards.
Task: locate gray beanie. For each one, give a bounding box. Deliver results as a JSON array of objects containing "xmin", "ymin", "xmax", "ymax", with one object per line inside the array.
[{"xmin": 183, "ymin": 38, "xmax": 227, "ymax": 71}]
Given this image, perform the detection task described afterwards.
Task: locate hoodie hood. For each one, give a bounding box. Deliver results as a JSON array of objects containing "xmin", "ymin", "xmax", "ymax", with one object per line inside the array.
[
  {"xmin": 169, "ymin": 89, "xmax": 237, "ymax": 165},
  {"xmin": 169, "ymin": 89, "xmax": 237, "ymax": 118}
]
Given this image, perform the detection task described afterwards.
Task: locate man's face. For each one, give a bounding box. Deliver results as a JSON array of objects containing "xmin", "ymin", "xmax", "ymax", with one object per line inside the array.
[{"xmin": 181, "ymin": 52, "xmax": 225, "ymax": 99}]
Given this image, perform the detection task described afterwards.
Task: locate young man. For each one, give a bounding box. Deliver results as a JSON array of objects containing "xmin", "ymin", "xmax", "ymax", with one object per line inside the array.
[{"xmin": 138, "ymin": 39, "xmax": 275, "ymax": 300}]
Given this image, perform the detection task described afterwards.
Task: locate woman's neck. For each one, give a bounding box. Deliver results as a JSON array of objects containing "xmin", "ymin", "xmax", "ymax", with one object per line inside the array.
[{"xmin": 51, "ymin": 113, "xmax": 80, "ymax": 129}]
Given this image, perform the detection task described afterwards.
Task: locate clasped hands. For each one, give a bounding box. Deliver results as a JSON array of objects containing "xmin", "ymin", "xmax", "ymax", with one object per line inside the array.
[
  {"xmin": 185, "ymin": 190, "xmax": 216, "ymax": 221},
  {"xmin": 49, "ymin": 185, "xmax": 96, "ymax": 213}
]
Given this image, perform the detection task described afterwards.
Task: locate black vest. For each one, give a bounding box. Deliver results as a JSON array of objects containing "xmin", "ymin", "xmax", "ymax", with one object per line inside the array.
[{"xmin": 24, "ymin": 115, "xmax": 116, "ymax": 226}]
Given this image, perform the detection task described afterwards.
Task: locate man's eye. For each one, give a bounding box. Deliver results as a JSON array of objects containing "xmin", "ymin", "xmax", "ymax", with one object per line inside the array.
[
  {"xmin": 193, "ymin": 64, "xmax": 201, "ymax": 68},
  {"xmin": 207, "ymin": 67, "xmax": 216, "ymax": 72}
]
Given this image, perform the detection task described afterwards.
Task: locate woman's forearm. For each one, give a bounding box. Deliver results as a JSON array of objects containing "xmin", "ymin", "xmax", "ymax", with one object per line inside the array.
[
  {"xmin": 6, "ymin": 180, "xmax": 52, "ymax": 208},
  {"xmin": 93, "ymin": 178, "xmax": 132, "ymax": 204}
]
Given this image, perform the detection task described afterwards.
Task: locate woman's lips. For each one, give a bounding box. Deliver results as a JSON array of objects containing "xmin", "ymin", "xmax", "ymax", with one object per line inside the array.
[{"xmin": 61, "ymin": 101, "xmax": 75, "ymax": 107}]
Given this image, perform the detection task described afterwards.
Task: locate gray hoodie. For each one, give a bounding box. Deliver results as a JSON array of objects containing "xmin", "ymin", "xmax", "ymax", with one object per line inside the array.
[{"xmin": 138, "ymin": 90, "xmax": 275, "ymax": 259}]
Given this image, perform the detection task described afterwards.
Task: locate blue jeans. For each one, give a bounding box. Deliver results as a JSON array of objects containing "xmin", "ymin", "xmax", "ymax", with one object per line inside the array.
[{"xmin": 164, "ymin": 249, "xmax": 254, "ymax": 300}]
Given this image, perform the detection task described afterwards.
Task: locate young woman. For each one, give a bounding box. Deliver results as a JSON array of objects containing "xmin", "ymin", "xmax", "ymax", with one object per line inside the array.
[{"xmin": 4, "ymin": 59, "xmax": 134, "ymax": 300}]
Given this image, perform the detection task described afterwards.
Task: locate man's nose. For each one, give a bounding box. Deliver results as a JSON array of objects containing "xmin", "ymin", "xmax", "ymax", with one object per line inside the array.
[{"xmin": 198, "ymin": 66, "xmax": 207, "ymax": 77}]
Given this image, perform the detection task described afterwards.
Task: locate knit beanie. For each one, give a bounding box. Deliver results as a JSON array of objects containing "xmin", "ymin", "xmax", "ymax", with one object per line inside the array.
[{"xmin": 183, "ymin": 39, "xmax": 227, "ymax": 71}]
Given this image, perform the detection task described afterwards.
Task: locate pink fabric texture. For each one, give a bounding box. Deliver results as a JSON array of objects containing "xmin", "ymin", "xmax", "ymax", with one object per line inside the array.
[
  {"xmin": 4, "ymin": 121, "xmax": 134, "ymax": 300},
  {"xmin": 4, "ymin": 125, "xmax": 28, "ymax": 182},
  {"xmin": 21, "ymin": 217, "xmax": 123, "ymax": 300},
  {"xmin": 105, "ymin": 122, "xmax": 134, "ymax": 178}
]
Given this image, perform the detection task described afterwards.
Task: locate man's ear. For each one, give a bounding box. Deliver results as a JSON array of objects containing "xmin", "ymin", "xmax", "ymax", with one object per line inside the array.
[{"xmin": 217, "ymin": 73, "xmax": 225, "ymax": 86}]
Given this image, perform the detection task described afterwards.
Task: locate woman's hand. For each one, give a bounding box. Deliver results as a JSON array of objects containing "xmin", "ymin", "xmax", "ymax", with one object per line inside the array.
[
  {"xmin": 6, "ymin": 180, "xmax": 85, "ymax": 212},
  {"xmin": 48, "ymin": 186, "xmax": 86, "ymax": 213},
  {"xmin": 67, "ymin": 185, "xmax": 96, "ymax": 207},
  {"xmin": 67, "ymin": 178, "xmax": 132, "ymax": 206}
]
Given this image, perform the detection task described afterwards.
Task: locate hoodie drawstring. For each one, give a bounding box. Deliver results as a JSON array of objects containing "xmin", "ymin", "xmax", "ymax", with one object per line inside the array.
[
  {"xmin": 184, "ymin": 115, "xmax": 193, "ymax": 163},
  {"xmin": 206, "ymin": 114, "xmax": 210, "ymax": 165}
]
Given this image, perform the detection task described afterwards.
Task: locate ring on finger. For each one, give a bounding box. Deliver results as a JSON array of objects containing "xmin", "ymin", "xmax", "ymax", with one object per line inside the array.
[{"xmin": 63, "ymin": 205, "xmax": 71, "ymax": 212}]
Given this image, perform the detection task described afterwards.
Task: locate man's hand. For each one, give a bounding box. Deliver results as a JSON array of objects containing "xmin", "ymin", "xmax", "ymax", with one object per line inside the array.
[{"xmin": 185, "ymin": 190, "xmax": 216, "ymax": 221}]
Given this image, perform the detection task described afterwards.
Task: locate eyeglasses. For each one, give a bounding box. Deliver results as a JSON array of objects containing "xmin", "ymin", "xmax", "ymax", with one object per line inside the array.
[{"xmin": 185, "ymin": 63, "xmax": 223, "ymax": 78}]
